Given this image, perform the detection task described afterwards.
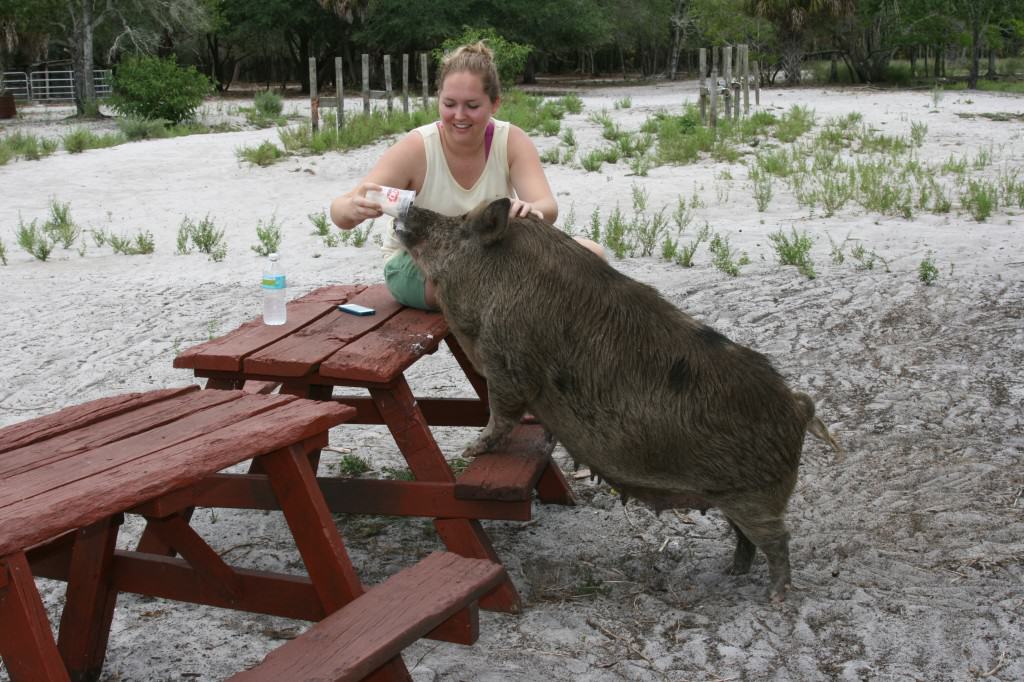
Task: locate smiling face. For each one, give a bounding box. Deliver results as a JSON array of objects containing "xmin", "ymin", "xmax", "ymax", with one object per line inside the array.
[{"xmin": 438, "ymin": 71, "xmax": 500, "ymax": 143}]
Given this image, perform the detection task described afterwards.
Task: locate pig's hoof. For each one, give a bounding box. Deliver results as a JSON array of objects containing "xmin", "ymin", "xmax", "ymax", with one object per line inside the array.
[
  {"xmin": 726, "ymin": 563, "xmax": 752, "ymax": 576},
  {"xmin": 768, "ymin": 582, "xmax": 791, "ymax": 603},
  {"xmin": 462, "ymin": 439, "xmax": 491, "ymax": 458}
]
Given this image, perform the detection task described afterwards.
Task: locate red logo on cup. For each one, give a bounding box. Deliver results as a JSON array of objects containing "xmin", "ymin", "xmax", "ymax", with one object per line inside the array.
[{"xmin": 387, "ymin": 188, "xmax": 400, "ymax": 202}]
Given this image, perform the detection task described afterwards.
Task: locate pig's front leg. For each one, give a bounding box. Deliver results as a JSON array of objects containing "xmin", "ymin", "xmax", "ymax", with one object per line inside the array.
[{"xmin": 463, "ymin": 381, "xmax": 525, "ymax": 458}]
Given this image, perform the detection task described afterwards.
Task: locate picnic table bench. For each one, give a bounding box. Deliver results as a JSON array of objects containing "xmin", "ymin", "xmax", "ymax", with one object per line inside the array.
[
  {"xmin": 0, "ymin": 386, "xmax": 505, "ymax": 681},
  {"xmin": 169, "ymin": 283, "xmax": 576, "ymax": 614}
]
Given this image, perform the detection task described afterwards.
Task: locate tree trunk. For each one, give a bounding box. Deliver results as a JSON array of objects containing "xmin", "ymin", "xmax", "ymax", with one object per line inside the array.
[
  {"xmin": 968, "ymin": 19, "xmax": 981, "ymax": 89},
  {"xmin": 986, "ymin": 48, "xmax": 996, "ymax": 78},
  {"xmin": 69, "ymin": 0, "xmax": 97, "ymax": 116},
  {"xmin": 522, "ymin": 51, "xmax": 537, "ymax": 85}
]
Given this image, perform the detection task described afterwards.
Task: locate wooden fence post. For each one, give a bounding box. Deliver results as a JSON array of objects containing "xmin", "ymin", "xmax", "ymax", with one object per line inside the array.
[
  {"xmin": 709, "ymin": 65, "xmax": 718, "ymax": 128},
  {"xmin": 420, "ymin": 53, "xmax": 429, "ymax": 109},
  {"xmin": 754, "ymin": 58, "xmax": 761, "ymax": 106},
  {"xmin": 362, "ymin": 53, "xmax": 370, "ymax": 114},
  {"xmin": 741, "ymin": 45, "xmax": 750, "ymax": 115},
  {"xmin": 723, "ymin": 46, "xmax": 732, "ymax": 121},
  {"xmin": 384, "ymin": 54, "xmax": 393, "ymax": 113},
  {"xmin": 402, "ymin": 53, "xmax": 410, "ymax": 114},
  {"xmin": 308, "ymin": 57, "xmax": 319, "ymax": 132},
  {"xmin": 335, "ymin": 56, "xmax": 344, "ymax": 131},
  {"xmin": 698, "ymin": 48, "xmax": 707, "ymax": 125}
]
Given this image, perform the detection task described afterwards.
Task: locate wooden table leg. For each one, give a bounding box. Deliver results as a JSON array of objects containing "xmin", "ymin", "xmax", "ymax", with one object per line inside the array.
[
  {"xmin": 371, "ymin": 379, "xmax": 523, "ymax": 613},
  {"xmin": 260, "ymin": 442, "xmax": 412, "ymax": 681},
  {"xmin": 0, "ymin": 553, "xmax": 70, "ymax": 682},
  {"xmin": 278, "ymin": 384, "xmax": 334, "ymax": 474},
  {"xmin": 57, "ymin": 516, "xmax": 122, "ymax": 682}
]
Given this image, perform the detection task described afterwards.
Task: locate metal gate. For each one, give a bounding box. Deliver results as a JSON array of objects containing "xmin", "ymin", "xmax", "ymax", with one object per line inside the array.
[{"xmin": 2, "ymin": 70, "xmax": 113, "ymax": 102}]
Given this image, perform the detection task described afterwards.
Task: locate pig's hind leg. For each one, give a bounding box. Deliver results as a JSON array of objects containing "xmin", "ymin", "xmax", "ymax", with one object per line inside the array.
[{"xmin": 718, "ymin": 496, "xmax": 793, "ymax": 602}]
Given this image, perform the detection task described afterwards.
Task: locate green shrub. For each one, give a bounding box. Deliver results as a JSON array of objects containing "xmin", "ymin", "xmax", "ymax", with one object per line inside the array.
[
  {"xmin": 775, "ymin": 105, "xmax": 816, "ymax": 143},
  {"xmin": 750, "ymin": 166, "xmax": 773, "ymax": 211},
  {"xmin": 179, "ymin": 215, "xmax": 226, "ymax": 260},
  {"xmin": 254, "ymin": 90, "xmax": 284, "ymax": 117},
  {"xmin": 0, "ymin": 238, "xmax": 7, "ymax": 265},
  {"xmin": 961, "ymin": 179, "xmax": 997, "ymax": 221},
  {"xmin": 675, "ymin": 223, "xmax": 710, "ymax": 268},
  {"xmin": 436, "ymin": 27, "xmax": 531, "ymax": 87},
  {"xmin": 309, "ymin": 211, "xmax": 332, "ymax": 237},
  {"xmin": 338, "ymin": 454, "xmax": 371, "ymax": 477},
  {"xmin": 110, "ymin": 55, "xmax": 212, "ymax": 124},
  {"xmin": 580, "ymin": 149, "xmax": 605, "ymax": 172},
  {"xmin": 709, "ymin": 232, "xmax": 742, "ymax": 276},
  {"xmin": 1, "ymin": 131, "xmax": 59, "ymax": 161},
  {"xmin": 237, "ymin": 141, "xmax": 283, "ymax": 167}
]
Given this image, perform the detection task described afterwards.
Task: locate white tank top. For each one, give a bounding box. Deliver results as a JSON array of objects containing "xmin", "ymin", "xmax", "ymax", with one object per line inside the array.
[{"xmin": 380, "ymin": 119, "xmax": 514, "ymax": 260}]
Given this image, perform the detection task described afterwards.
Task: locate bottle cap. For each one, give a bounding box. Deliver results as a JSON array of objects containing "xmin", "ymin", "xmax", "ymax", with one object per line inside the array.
[{"xmin": 269, "ymin": 253, "xmax": 279, "ymax": 261}]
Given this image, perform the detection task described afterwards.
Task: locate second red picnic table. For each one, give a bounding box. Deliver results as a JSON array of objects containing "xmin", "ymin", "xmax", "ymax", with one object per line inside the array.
[{"xmin": 170, "ymin": 283, "xmax": 576, "ymax": 613}]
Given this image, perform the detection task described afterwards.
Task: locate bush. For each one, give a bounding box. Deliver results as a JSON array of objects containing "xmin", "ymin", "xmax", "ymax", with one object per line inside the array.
[
  {"xmin": 62, "ymin": 127, "xmax": 124, "ymax": 153},
  {"xmin": 436, "ymin": 27, "xmax": 532, "ymax": 88},
  {"xmin": 117, "ymin": 115, "xmax": 171, "ymax": 140},
  {"xmin": 110, "ymin": 55, "xmax": 212, "ymax": 124}
]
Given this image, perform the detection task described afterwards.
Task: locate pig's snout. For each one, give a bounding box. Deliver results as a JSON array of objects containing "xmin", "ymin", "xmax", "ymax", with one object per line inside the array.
[{"xmin": 393, "ymin": 221, "xmax": 417, "ymax": 248}]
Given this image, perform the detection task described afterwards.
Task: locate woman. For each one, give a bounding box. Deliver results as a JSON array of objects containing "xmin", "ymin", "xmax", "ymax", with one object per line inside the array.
[{"xmin": 330, "ymin": 41, "xmax": 599, "ymax": 310}]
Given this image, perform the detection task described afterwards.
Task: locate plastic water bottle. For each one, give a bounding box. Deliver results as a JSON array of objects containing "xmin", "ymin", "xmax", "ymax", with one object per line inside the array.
[{"xmin": 262, "ymin": 253, "xmax": 287, "ymax": 325}]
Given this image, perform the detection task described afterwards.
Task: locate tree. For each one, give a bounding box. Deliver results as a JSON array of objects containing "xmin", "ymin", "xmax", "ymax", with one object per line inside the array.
[
  {"xmin": 749, "ymin": 0, "xmax": 854, "ymax": 84},
  {"xmin": 5, "ymin": 0, "xmax": 209, "ymax": 115},
  {"xmin": 950, "ymin": 0, "xmax": 1020, "ymax": 88}
]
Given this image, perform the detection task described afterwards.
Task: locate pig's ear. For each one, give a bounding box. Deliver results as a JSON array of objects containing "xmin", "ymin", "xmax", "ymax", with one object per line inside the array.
[{"xmin": 470, "ymin": 198, "xmax": 511, "ymax": 246}]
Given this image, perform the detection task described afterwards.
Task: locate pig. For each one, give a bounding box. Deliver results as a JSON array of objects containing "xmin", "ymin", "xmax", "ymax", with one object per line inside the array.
[{"xmin": 395, "ymin": 198, "xmax": 840, "ymax": 601}]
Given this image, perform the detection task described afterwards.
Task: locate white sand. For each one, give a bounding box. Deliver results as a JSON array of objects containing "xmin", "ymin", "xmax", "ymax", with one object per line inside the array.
[{"xmin": 2, "ymin": 81, "xmax": 1023, "ymax": 681}]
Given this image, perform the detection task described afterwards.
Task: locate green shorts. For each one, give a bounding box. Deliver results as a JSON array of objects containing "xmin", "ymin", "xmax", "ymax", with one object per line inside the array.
[{"xmin": 384, "ymin": 250, "xmax": 433, "ymax": 310}]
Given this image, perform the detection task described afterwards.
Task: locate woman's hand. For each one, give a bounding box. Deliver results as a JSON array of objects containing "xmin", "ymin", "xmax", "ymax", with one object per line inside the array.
[
  {"xmin": 331, "ymin": 182, "xmax": 385, "ymax": 229},
  {"xmin": 509, "ymin": 199, "xmax": 544, "ymax": 220}
]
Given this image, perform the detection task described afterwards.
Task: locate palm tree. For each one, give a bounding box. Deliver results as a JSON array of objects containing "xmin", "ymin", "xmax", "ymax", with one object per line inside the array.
[{"xmin": 749, "ymin": 0, "xmax": 854, "ymax": 84}]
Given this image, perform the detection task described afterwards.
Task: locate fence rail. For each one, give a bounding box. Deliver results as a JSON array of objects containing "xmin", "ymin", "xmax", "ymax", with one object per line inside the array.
[{"xmin": 2, "ymin": 70, "xmax": 113, "ymax": 102}]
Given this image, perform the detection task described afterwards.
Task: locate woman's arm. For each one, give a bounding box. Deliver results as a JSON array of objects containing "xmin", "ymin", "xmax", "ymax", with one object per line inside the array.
[
  {"xmin": 507, "ymin": 124, "xmax": 558, "ymax": 223},
  {"xmin": 330, "ymin": 132, "xmax": 426, "ymax": 230}
]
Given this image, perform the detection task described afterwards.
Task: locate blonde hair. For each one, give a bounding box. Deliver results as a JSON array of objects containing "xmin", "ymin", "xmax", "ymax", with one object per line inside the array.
[{"xmin": 438, "ymin": 41, "xmax": 501, "ymax": 102}]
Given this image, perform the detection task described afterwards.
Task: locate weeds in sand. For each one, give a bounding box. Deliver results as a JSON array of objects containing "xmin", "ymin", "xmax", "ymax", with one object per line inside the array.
[
  {"xmin": 540, "ymin": 146, "xmax": 562, "ymax": 164},
  {"xmin": 774, "ymin": 105, "xmax": 816, "ymax": 143},
  {"xmin": 251, "ymin": 215, "xmax": 283, "ymax": 256},
  {"xmin": 972, "ymin": 147, "xmax": 994, "ymax": 169},
  {"xmin": 179, "ymin": 215, "xmax": 226, "ymax": 260},
  {"xmin": 918, "ymin": 253, "xmax": 939, "ymax": 285},
  {"xmin": 239, "ymin": 91, "xmax": 288, "ymax": 128},
  {"xmin": 709, "ymin": 232, "xmax": 745, "ymax": 276},
  {"xmin": 632, "ymin": 204, "xmax": 669, "ymax": 258},
  {"xmin": 309, "ymin": 211, "xmax": 332, "ymax": 238},
  {"xmin": 931, "ymin": 85, "xmax": 944, "ymax": 110},
  {"xmin": 0, "ymin": 131, "xmax": 59, "ymax": 161},
  {"xmin": 817, "ymin": 168, "xmax": 856, "ymax": 216},
  {"xmin": 910, "ymin": 121, "xmax": 928, "ymax": 147},
  {"xmin": 16, "ymin": 217, "xmax": 54, "ymax": 261},
  {"xmin": 561, "ymin": 94, "xmax": 584, "ymax": 115},
  {"xmin": 849, "ymin": 243, "xmax": 889, "ymax": 271},
  {"xmin": 672, "ymin": 195, "xmax": 696, "ymax": 233},
  {"xmin": 560, "ymin": 128, "xmax": 577, "ymax": 147},
  {"xmin": 42, "ymin": 200, "xmax": 81, "ymax": 249},
  {"xmin": 350, "ymin": 220, "xmax": 374, "ymax": 247},
  {"xmin": 580, "ymin": 148, "xmax": 607, "ymax": 173},
  {"xmin": 827, "ymin": 233, "xmax": 850, "ymax": 265},
  {"xmin": 91, "ymin": 228, "xmax": 110, "ymax": 248},
  {"xmin": 629, "ymin": 154, "xmax": 653, "ymax": 176},
  {"xmin": 940, "ymin": 154, "xmax": 968, "ymax": 176},
  {"xmin": 559, "ymin": 203, "xmax": 577, "ymax": 234},
  {"xmin": 109, "ymin": 230, "xmax": 155, "ymax": 255},
  {"xmin": 749, "ymin": 166, "xmax": 773, "ymax": 211},
  {"xmin": 961, "ymin": 179, "xmax": 998, "ymax": 221},
  {"xmin": 237, "ymin": 141, "xmax": 283, "ymax": 167},
  {"xmin": 855, "ymin": 126, "xmax": 909, "ymax": 156},
  {"xmin": 674, "ymin": 223, "xmax": 711, "ymax": 268},
  {"xmin": 338, "ymin": 454, "xmax": 371, "ymax": 477},
  {"xmin": 588, "ymin": 207, "xmax": 602, "ymax": 243},
  {"xmin": 0, "ymin": 239, "xmax": 7, "ymax": 265},
  {"xmin": 614, "ymin": 96, "xmax": 632, "ymax": 109},
  {"xmin": 769, "ymin": 227, "xmax": 816, "ymax": 279},
  {"xmin": 382, "ymin": 466, "xmax": 415, "ymax": 481},
  {"xmin": 116, "ymin": 116, "xmax": 171, "ymax": 140},
  {"xmin": 62, "ymin": 127, "xmax": 125, "ymax": 153},
  {"xmin": 539, "ymin": 117, "xmax": 561, "ymax": 136},
  {"xmin": 998, "ymin": 169, "xmax": 1024, "ymax": 208},
  {"xmin": 602, "ymin": 205, "xmax": 628, "ymax": 258}
]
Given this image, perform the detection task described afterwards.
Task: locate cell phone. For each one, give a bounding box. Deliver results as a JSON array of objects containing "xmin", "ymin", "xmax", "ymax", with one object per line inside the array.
[{"xmin": 338, "ymin": 303, "xmax": 376, "ymax": 316}]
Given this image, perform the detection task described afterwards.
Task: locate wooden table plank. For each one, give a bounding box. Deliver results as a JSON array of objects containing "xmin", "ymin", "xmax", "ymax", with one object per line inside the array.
[
  {"xmin": 0, "ymin": 397, "xmax": 354, "ymax": 556},
  {"xmin": 243, "ymin": 285, "xmax": 405, "ymax": 378},
  {"xmin": 174, "ymin": 292, "xmax": 361, "ymax": 373},
  {"xmin": 290, "ymin": 283, "xmax": 366, "ymax": 304},
  {"xmin": 319, "ymin": 308, "xmax": 449, "ymax": 384},
  {"xmin": 0, "ymin": 387, "xmax": 198, "ymax": 455},
  {"xmin": 0, "ymin": 388, "xmax": 242, "ymax": 479}
]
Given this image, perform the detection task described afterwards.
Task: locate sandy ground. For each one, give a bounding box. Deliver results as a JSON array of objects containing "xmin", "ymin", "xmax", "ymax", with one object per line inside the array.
[{"xmin": 1, "ymin": 80, "xmax": 1023, "ymax": 681}]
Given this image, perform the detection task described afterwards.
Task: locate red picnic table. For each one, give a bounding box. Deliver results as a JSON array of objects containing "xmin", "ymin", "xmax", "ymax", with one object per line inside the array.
[
  {"xmin": 168, "ymin": 282, "xmax": 576, "ymax": 613},
  {"xmin": 0, "ymin": 387, "xmax": 507, "ymax": 681}
]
